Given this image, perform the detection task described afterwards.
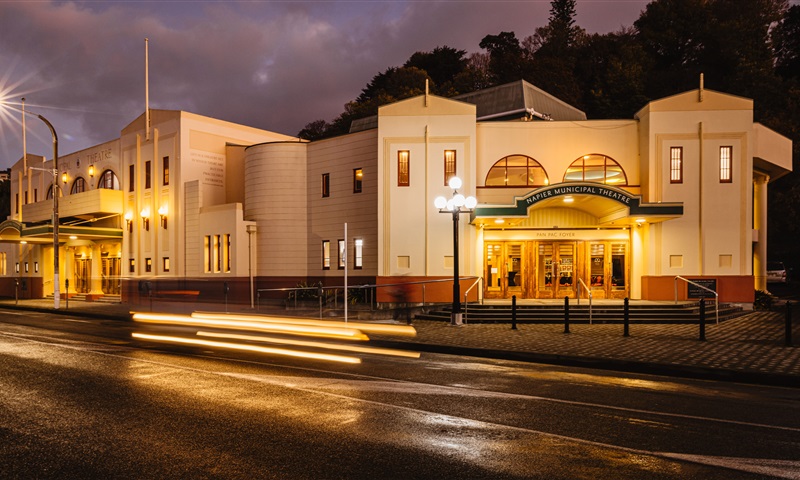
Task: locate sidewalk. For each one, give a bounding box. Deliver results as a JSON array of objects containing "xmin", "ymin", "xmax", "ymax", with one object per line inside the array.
[{"xmin": 1, "ymin": 298, "xmax": 798, "ymax": 387}]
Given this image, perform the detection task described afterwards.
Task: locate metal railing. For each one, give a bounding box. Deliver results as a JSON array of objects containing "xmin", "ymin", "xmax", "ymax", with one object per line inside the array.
[
  {"xmin": 256, "ymin": 276, "xmax": 482, "ymax": 318},
  {"xmin": 463, "ymin": 277, "xmax": 484, "ymax": 323},
  {"xmin": 674, "ymin": 276, "xmax": 719, "ymax": 324},
  {"xmin": 576, "ymin": 277, "xmax": 593, "ymax": 324}
]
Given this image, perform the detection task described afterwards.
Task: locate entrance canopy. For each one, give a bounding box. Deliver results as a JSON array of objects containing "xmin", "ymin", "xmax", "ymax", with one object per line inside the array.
[{"xmin": 473, "ymin": 183, "xmax": 683, "ymax": 227}]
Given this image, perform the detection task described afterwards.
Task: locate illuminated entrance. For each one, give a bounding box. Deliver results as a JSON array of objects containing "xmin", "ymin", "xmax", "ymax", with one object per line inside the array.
[
  {"xmin": 484, "ymin": 239, "xmax": 628, "ymax": 299},
  {"xmin": 475, "ymin": 183, "xmax": 682, "ymax": 301}
]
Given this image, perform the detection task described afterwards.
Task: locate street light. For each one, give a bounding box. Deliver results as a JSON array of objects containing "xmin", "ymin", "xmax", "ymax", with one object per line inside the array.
[
  {"xmin": 434, "ymin": 176, "xmax": 477, "ymax": 326},
  {"xmin": 22, "ymin": 107, "xmax": 61, "ymax": 309}
]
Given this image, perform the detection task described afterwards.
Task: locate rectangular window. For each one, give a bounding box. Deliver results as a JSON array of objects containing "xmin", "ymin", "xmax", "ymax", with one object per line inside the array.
[
  {"xmin": 214, "ymin": 234, "xmax": 222, "ymax": 273},
  {"xmin": 224, "ymin": 234, "xmax": 231, "ymax": 273},
  {"xmin": 24, "ymin": 191, "xmax": 28, "ymax": 205},
  {"xmin": 398, "ymin": 151, "xmax": 410, "ymax": 186},
  {"xmin": 720, "ymin": 146, "xmax": 732, "ymax": 183},
  {"xmin": 163, "ymin": 156, "xmax": 170, "ymax": 186},
  {"xmin": 34, "ymin": 261, "xmax": 38, "ymax": 273},
  {"xmin": 353, "ymin": 168, "xmax": 363, "ymax": 193},
  {"xmin": 322, "ymin": 240, "xmax": 331, "ymax": 270},
  {"xmin": 444, "ymin": 150, "xmax": 457, "ymax": 185},
  {"xmin": 24, "ymin": 262, "xmax": 28, "ymax": 273},
  {"xmin": 34, "ymin": 189, "xmax": 38, "ymax": 203},
  {"xmin": 145, "ymin": 160, "xmax": 152, "ymax": 189},
  {"xmin": 145, "ymin": 258, "xmax": 152, "ymax": 273},
  {"xmin": 670, "ymin": 147, "xmax": 683, "ymax": 183},
  {"xmin": 354, "ymin": 239, "xmax": 363, "ymax": 269},
  {"xmin": 204, "ymin": 235, "xmax": 212, "ymax": 273},
  {"xmin": 129, "ymin": 259, "xmax": 135, "ymax": 273},
  {"xmin": 129, "ymin": 164, "xmax": 135, "ymax": 192},
  {"xmin": 322, "ymin": 173, "xmax": 330, "ymax": 198},
  {"xmin": 338, "ymin": 239, "xmax": 345, "ymax": 269},
  {"xmin": 163, "ymin": 257, "xmax": 170, "ymax": 272},
  {"xmin": 0, "ymin": 252, "xmax": 5, "ymax": 275},
  {"xmin": 15, "ymin": 193, "xmax": 18, "ymax": 214}
]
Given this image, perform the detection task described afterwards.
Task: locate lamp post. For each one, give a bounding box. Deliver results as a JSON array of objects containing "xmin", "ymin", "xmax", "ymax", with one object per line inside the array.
[
  {"xmin": 434, "ymin": 176, "xmax": 477, "ymax": 326},
  {"xmin": 23, "ymin": 111, "xmax": 60, "ymax": 310}
]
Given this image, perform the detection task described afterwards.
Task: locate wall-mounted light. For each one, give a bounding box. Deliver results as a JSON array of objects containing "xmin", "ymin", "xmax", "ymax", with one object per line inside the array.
[
  {"xmin": 158, "ymin": 205, "xmax": 168, "ymax": 229},
  {"xmin": 62, "ymin": 172, "xmax": 67, "ymax": 184},
  {"xmin": 141, "ymin": 207, "xmax": 150, "ymax": 231},
  {"xmin": 88, "ymin": 165, "xmax": 95, "ymax": 177},
  {"xmin": 124, "ymin": 211, "xmax": 133, "ymax": 233}
]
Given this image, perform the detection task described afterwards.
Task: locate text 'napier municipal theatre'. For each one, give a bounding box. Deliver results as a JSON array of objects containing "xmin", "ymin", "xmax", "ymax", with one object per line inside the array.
[{"xmin": 0, "ymin": 80, "xmax": 792, "ymax": 307}]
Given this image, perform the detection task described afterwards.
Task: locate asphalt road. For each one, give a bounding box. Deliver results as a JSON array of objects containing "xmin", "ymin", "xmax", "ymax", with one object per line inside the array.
[{"xmin": 1, "ymin": 308, "xmax": 799, "ymax": 479}]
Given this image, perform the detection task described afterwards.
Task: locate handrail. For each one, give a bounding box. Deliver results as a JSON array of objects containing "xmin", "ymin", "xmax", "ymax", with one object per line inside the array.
[
  {"xmin": 463, "ymin": 277, "xmax": 484, "ymax": 323},
  {"xmin": 576, "ymin": 277, "xmax": 593, "ymax": 324},
  {"xmin": 674, "ymin": 276, "xmax": 719, "ymax": 324},
  {"xmin": 256, "ymin": 277, "xmax": 481, "ymax": 317}
]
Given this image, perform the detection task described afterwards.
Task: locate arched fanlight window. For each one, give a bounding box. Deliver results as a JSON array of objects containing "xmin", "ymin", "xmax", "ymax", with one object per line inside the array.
[
  {"xmin": 485, "ymin": 155, "xmax": 549, "ymax": 187},
  {"xmin": 563, "ymin": 154, "xmax": 628, "ymax": 185},
  {"xmin": 70, "ymin": 176, "xmax": 87, "ymax": 194},
  {"xmin": 46, "ymin": 185, "xmax": 54, "ymax": 200},
  {"xmin": 98, "ymin": 169, "xmax": 120, "ymax": 190}
]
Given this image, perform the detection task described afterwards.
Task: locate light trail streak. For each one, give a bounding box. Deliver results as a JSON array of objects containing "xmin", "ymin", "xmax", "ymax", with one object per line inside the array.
[
  {"xmin": 196, "ymin": 330, "xmax": 420, "ymax": 358},
  {"xmin": 190, "ymin": 312, "xmax": 418, "ymax": 337},
  {"xmin": 131, "ymin": 312, "xmax": 370, "ymax": 340},
  {"xmin": 131, "ymin": 332, "xmax": 361, "ymax": 364}
]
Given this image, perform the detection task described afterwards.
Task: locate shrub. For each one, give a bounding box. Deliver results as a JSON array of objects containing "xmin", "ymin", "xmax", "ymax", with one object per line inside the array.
[{"xmin": 754, "ymin": 289, "xmax": 774, "ymax": 311}]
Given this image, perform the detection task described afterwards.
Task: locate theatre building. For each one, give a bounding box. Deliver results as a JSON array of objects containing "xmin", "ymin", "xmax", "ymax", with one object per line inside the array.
[{"xmin": 0, "ymin": 80, "xmax": 792, "ymax": 306}]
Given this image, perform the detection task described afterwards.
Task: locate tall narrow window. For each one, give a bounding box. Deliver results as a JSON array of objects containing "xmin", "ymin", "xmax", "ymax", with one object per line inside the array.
[
  {"xmin": 214, "ymin": 234, "xmax": 222, "ymax": 273},
  {"xmin": 670, "ymin": 147, "xmax": 683, "ymax": 183},
  {"xmin": 145, "ymin": 160, "xmax": 152, "ymax": 189},
  {"xmin": 204, "ymin": 235, "xmax": 212, "ymax": 273},
  {"xmin": 145, "ymin": 258, "xmax": 152, "ymax": 273},
  {"xmin": 129, "ymin": 259, "xmax": 135, "ymax": 273},
  {"xmin": 15, "ymin": 193, "xmax": 18, "ymax": 214},
  {"xmin": 398, "ymin": 151, "xmax": 410, "ymax": 186},
  {"xmin": 338, "ymin": 239, "xmax": 345, "ymax": 269},
  {"xmin": 34, "ymin": 189, "xmax": 37, "ymax": 202},
  {"xmin": 444, "ymin": 150, "xmax": 456, "ymax": 185},
  {"xmin": 163, "ymin": 257, "xmax": 170, "ymax": 273},
  {"xmin": 322, "ymin": 240, "xmax": 331, "ymax": 270},
  {"xmin": 354, "ymin": 239, "xmax": 363, "ymax": 269},
  {"xmin": 163, "ymin": 156, "xmax": 170, "ymax": 186},
  {"xmin": 129, "ymin": 164, "xmax": 135, "ymax": 192},
  {"xmin": 719, "ymin": 146, "xmax": 733, "ymax": 183},
  {"xmin": 224, "ymin": 234, "xmax": 231, "ymax": 273},
  {"xmin": 353, "ymin": 168, "xmax": 363, "ymax": 193},
  {"xmin": 322, "ymin": 173, "xmax": 330, "ymax": 197}
]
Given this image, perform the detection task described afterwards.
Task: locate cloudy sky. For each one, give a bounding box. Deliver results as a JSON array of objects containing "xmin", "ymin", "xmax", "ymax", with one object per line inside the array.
[{"xmin": 1, "ymin": 0, "xmax": 656, "ymax": 170}]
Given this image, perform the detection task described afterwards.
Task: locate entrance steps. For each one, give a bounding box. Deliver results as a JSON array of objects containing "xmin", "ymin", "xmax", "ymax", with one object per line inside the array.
[
  {"xmin": 416, "ymin": 301, "xmax": 746, "ymax": 324},
  {"xmin": 46, "ymin": 294, "xmax": 122, "ymax": 304}
]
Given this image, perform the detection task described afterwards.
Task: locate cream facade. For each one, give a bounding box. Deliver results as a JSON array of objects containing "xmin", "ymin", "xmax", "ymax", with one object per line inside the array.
[{"xmin": 0, "ymin": 82, "xmax": 792, "ymax": 306}]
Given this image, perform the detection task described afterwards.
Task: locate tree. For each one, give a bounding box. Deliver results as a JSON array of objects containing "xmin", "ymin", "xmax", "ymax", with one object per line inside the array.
[
  {"xmin": 479, "ymin": 31, "xmax": 527, "ymax": 84},
  {"xmin": 404, "ymin": 46, "xmax": 468, "ymax": 95},
  {"xmin": 773, "ymin": 4, "xmax": 800, "ymax": 80},
  {"xmin": 297, "ymin": 119, "xmax": 329, "ymax": 141}
]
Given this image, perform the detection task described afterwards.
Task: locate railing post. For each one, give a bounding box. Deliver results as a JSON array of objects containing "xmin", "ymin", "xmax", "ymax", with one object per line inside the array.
[
  {"xmin": 563, "ymin": 296, "xmax": 570, "ymax": 334},
  {"xmin": 623, "ymin": 297, "xmax": 630, "ymax": 337},
  {"xmin": 699, "ymin": 299, "xmax": 706, "ymax": 341},
  {"xmin": 511, "ymin": 295, "xmax": 517, "ymax": 330},
  {"xmin": 786, "ymin": 301, "xmax": 793, "ymax": 348}
]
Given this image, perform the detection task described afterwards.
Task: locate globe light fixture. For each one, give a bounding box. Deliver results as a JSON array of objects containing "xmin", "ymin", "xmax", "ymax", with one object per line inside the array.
[{"xmin": 433, "ymin": 176, "xmax": 477, "ymax": 326}]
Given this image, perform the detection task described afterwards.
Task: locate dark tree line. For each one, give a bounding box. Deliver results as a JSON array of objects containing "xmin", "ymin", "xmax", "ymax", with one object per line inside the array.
[{"xmin": 299, "ymin": 0, "xmax": 800, "ymax": 270}]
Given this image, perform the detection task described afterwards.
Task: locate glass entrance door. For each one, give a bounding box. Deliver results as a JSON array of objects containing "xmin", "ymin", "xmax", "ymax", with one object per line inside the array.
[
  {"xmin": 74, "ymin": 258, "xmax": 91, "ymax": 294},
  {"xmin": 484, "ymin": 242, "xmax": 525, "ymax": 299},
  {"xmin": 101, "ymin": 258, "xmax": 121, "ymax": 295},
  {"xmin": 537, "ymin": 242, "xmax": 576, "ymax": 299}
]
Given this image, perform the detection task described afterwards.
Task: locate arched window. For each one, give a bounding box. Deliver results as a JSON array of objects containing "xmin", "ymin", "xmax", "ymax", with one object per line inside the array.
[
  {"xmin": 564, "ymin": 154, "xmax": 627, "ymax": 185},
  {"xmin": 71, "ymin": 177, "xmax": 87, "ymax": 194},
  {"xmin": 485, "ymin": 155, "xmax": 549, "ymax": 187},
  {"xmin": 46, "ymin": 185, "xmax": 54, "ymax": 200},
  {"xmin": 98, "ymin": 169, "xmax": 120, "ymax": 190}
]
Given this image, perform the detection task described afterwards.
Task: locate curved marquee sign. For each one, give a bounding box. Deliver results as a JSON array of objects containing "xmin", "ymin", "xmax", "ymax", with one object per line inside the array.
[{"xmin": 473, "ymin": 183, "xmax": 683, "ymax": 218}]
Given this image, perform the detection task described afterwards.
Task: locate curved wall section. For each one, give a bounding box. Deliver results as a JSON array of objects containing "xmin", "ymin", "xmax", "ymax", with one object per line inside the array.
[{"xmin": 245, "ymin": 142, "xmax": 309, "ymax": 277}]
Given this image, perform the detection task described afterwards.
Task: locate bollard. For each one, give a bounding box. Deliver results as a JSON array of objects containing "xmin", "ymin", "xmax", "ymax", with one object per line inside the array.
[
  {"xmin": 65, "ymin": 279, "xmax": 69, "ymax": 310},
  {"xmin": 699, "ymin": 299, "xmax": 706, "ymax": 341},
  {"xmin": 564, "ymin": 296, "xmax": 570, "ymax": 334},
  {"xmin": 623, "ymin": 297, "xmax": 630, "ymax": 337},
  {"xmin": 787, "ymin": 302, "xmax": 793, "ymax": 347},
  {"xmin": 511, "ymin": 295, "xmax": 517, "ymax": 330}
]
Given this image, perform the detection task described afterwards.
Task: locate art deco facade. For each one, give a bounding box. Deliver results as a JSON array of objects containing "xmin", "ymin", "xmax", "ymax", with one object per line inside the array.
[{"xmin": 0, "ymin": 81, "xmax": 792, "ymax": 306}]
